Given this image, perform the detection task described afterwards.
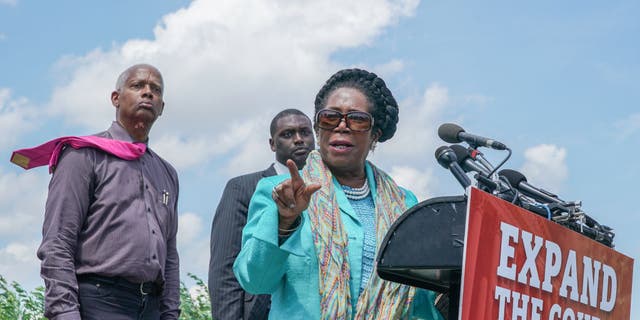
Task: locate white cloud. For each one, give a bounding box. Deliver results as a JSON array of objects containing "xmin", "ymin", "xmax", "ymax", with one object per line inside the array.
[
  {"xmin": 0, "ymin": 241, "xmax": 41, "ymax": 289},
  {"xmin": 179, "ymin": 237, "xmax": 210, "ymax": 284},
  {"xmin": 1, "ymin": 242, "xmax": 35, "ymax": 263},
  {"xmin": 372, "ymin": 59, "xmax": 405, "ymax": 76},
  {"xmin": 223, "ymin": 134, "xmax": 273, "ymax": 175},
  {"xmin": 0, "ymin": 89, "xmax": 39, "ymax": 150},
  {"xmin": 389, "ymin": 165, "xmax": 437, "ymax": 201},
  {"xmin": 614, "ymin": 112, "xmax": 640, "ymax": 141},
  {"xmin": 152, "ymin": 135, "xmax": 217, "ymax": 171},
  {"xmin": 177, "ymin": 212, "xmax": 203, "ymax": 246},
  {"xmin": 376, "ymin": 83, "xmax": 450, "ymax": 164},
  {"xmin": 46, "ymin": 0, "xmax": 419, "ymax": 173},
  {"xmin": 0, "ymin": 33, "xmax": 6, "ymax": 41},
  {"xmin": 152, "ymin": 113, "xmax": 280, "ymax": 175},
  {"xmin": 218, "ymin": 115, "xmax": 279, "ymax": 175},
  {"xmin": 520, "ymin": 144, "xmax": 568, "ymax": 192},
  {"xmin": 0, "ymin": 169, "xmax": 49, "ymax": 238},
  {"xmin": 176, "ymin": 212, "xmax": 209, "ymax": 285}
]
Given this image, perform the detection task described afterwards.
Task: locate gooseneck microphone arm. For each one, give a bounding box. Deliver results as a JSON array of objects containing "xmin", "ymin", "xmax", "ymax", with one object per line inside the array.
[
  {"xmin": 448, "ymin": 144, "xmax": 491, "ymax": 176},
  {"xmin": 448, "ymin": 144, "xmax": 497, "ymax": 192},
  {"xmin": 474, "ymin": 151, "xmax": 496, "ymax": 175}
]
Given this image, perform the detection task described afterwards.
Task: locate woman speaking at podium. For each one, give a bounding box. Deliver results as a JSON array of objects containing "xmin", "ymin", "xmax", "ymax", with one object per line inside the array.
[{"xmin": 234, "ymin": 68, "xmax": 443, "ymax": 319}]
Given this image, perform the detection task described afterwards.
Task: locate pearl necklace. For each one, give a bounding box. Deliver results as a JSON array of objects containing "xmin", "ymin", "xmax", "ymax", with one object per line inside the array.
[{"xmin": 342, "ymin": 181, "xmax": 370, "ymax": 200}]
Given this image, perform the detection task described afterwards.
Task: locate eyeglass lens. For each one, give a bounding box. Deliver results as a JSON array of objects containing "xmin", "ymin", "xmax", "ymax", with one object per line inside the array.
[{"xmin": 317, "ymin": 109, "xmax": 372, "ymax": 132}]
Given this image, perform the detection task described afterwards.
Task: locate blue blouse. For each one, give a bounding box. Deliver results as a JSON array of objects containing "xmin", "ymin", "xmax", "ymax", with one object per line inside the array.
[{"xmin": 342, "ymin": 187, "xmax": 376, "ymax": 295}]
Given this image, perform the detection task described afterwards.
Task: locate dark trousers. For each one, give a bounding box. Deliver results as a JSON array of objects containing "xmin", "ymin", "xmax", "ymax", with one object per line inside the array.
[{"xmin": 78, "ymin": 275, "xmax": 161, "ymax": 320}]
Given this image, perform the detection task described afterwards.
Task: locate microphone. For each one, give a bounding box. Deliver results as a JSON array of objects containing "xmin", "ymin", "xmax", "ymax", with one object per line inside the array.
[
  {"xmin": 499, "ymin": 170, "xmax": 614, "ymax": 247},
  {"xmin": 448, "ymin": 144, "xmax": 492, "ymax": 176},
  {"xmin": 498, "ymin": 169, "xmax": 567, "ymax": 206},
  {"xmin": 435, "ymin": 146, "xmax": 471, "ymax": 189},
  {"xmin": 450, "ymin": 144, "xmax": 510, "ymax": 194},
  {"xmin": 438, "ymin": 123, "xmax": 507, "ymax": 150}
]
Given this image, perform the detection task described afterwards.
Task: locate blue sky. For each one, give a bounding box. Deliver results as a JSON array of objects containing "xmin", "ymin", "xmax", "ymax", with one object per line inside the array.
[{"xmin": 1, "ymin": 0, "xmax": 637, "ymax": 316}]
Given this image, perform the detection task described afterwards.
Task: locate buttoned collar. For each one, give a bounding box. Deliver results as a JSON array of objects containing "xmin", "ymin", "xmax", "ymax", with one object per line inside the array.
[
  {"xmin": 107, "ymin": 121, "xmax": 153, "ymax": 157},
  {"xmin": 107, "ymin": 121, "xmax": 149, "ymax": 145}
]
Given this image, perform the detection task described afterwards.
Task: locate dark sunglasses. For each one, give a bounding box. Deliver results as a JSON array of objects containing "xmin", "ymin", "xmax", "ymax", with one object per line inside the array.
[{"xmin": 315, "ymin": 109, "xmax": 374, "ymax": 132}]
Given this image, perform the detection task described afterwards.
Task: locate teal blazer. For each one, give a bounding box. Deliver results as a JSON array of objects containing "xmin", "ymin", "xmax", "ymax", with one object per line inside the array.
[{"xmin": 233, "ymin": 163, "xmax": 443, "ymax": 319}]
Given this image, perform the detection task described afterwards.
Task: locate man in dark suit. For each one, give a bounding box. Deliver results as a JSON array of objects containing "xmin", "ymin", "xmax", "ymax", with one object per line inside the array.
[{"xmin": 208, "ymin": 109, "xmax": 314, "ymax": 320}]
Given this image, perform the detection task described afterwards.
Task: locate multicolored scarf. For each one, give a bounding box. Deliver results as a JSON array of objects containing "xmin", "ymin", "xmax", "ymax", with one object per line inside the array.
[{"xmin": 302, "ymin": 150, "xmax": 416, "ymax": 319}]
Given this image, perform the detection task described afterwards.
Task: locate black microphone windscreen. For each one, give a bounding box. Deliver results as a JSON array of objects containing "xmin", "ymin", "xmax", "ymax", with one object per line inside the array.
[
  {"xmin": 499, "ymin": 169, "xmax": 527, "ymax": 186},
  {"xmin": 435, "ymin": 146, "xmax": 458, "ymax": 169},
  {"xmin": 449, "ymin": 144, "xmax": 471, "ymax": 162},
  {"xmin": 434, "ymin": 145, "xmax": 450, "ymax": 159},
  {"xmin": 438, "ymin": 123, "xmax": 465, "ymax": 143}
]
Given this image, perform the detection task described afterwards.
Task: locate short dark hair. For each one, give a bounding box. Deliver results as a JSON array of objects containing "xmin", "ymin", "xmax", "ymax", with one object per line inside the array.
[
  {"xmin": 270, "ymin": 108, "xmax": 310, "ymax": 137},
  {"xmin": 313, "ymin": 68, "xmax": 399, "ymax": 142},
  {"xmin": 116, "ymin": 63, "xmax": 164, "ymax": 92}
]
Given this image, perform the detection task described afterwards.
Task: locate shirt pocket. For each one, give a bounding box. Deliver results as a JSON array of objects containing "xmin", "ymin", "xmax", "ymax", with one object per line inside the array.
[{"xmin": 148, "ymin": 183, "xmax": 174, "ymax": 237}]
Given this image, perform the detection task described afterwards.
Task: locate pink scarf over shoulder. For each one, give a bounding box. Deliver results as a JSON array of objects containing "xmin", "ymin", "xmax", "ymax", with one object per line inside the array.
[{"xmin": 10, "ymin": 136, "xmax": 146, "ymax": 173}]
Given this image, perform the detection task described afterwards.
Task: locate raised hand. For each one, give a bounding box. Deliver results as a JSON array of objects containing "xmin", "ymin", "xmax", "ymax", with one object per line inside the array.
[{"xmin": 271, "ymin": 159, "xmax": 321, "ymax": 229}]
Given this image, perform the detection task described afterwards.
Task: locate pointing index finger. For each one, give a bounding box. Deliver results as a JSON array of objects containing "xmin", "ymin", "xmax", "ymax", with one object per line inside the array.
[{"xmin": 286, "ymin": 159, "xmax": 303, "ymax": 185}]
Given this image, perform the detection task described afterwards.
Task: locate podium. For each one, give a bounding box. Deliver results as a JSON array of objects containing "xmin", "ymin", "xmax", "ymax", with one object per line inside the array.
[
  {"xmin": 377, "ymin": 195, "xmax": 466, "ymax": 318},
  {"xmin": 377, "ymin": 187, "xmax": 634, "ymax": 319}
]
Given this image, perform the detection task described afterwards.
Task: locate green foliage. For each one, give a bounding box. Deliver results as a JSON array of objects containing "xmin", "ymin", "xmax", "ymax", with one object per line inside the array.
[
  {"xmin": 0, "ymin": 273, "xmax": 212, "ymax": 320},
  {"xmin": 0, "ymin": 275, "xmax": 46, "ymax": 320},
  {"xmin": 179, "ymin": 273, "xmax": 211, "ymax": 320}
]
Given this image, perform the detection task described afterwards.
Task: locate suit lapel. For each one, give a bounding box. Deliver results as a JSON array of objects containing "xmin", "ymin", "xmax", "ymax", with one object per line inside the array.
[{"xmin": 262, "ymin": 163, "xmax": 277, "ymax": 177}]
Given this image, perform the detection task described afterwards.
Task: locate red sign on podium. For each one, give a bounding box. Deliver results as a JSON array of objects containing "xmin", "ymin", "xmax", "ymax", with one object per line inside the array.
[{"xmin": 459, "ymin": 187, "xmax": 634, "ymax": 319}]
